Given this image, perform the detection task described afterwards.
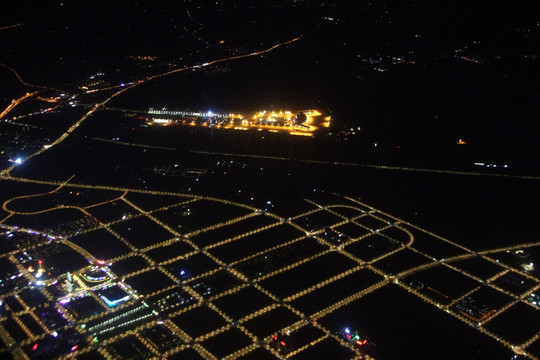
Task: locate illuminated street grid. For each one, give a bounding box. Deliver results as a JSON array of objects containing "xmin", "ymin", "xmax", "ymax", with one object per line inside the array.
[{"xmin": 0, "ymin": 177, "xmax": 539, "ymax": 359}]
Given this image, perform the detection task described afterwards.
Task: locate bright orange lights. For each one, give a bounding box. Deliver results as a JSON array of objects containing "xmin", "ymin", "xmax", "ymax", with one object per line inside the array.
[{"xmin": 147, "ymin": 109, "xmax": 328, "ymax": 136}]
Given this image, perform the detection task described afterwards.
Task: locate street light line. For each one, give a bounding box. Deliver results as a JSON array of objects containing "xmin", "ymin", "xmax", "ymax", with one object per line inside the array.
[{"xmin": 190, "ymin": 150, "xmax": 540, "ymax": 181}]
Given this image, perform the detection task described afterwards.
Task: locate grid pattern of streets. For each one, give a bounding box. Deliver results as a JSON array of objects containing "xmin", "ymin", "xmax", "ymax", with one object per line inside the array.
[{"xmin": 0, "ymin": 178, "xmax": 539, "ymax": 359}]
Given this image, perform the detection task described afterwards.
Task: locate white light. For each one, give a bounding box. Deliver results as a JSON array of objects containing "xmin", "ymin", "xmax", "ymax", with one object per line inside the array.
[{"xmin": 14, "ymin": 157, "xmax": 23, "ymax": 164}]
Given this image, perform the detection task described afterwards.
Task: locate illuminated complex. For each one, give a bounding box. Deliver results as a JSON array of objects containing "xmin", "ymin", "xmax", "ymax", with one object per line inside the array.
[{"xmin": 147, "ymin": 108, "xmax": 331, "ymax": 136}]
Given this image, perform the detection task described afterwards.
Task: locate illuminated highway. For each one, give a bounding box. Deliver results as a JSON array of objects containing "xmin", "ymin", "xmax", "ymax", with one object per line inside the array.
[
  {"xmin": 190, "ymin": 150, "xmax": 540, "ymax": 181},
  {"xmin": 0, "ymin": 92, "xmax": 37, "ymax": 120},
  {"xmin": 0, "ymin": 36, "xmax": 301, "ymax": 179},
  {"xmin": 0, "ymin": 24, "xmax": 22, "ymax": 31}
]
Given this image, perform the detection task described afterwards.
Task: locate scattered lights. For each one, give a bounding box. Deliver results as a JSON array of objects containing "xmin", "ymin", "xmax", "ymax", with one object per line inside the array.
[
  {"xmin": 14, "ymin": 157, "xmax": 23, "ymax": 164},
  {"xmin": 280, "ymin": 341, "xmax": 286, "ymax": 346},
  {"xmin": 70, "ymin": 345, "xmax": 78, "ymax": 352},
  {"xmin": 32, "ymin": 343, "xmax": 38, "ymax": 351}
]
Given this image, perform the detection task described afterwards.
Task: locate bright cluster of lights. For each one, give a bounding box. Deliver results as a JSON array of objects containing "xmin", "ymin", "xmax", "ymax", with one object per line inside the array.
[
  {"xmin": 147, "ymin": 108, "xmax": 329, "ymax": 135},
  {"xmin": 342, "ymin": 327, "xmax": 368, "ymax": 346}
]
